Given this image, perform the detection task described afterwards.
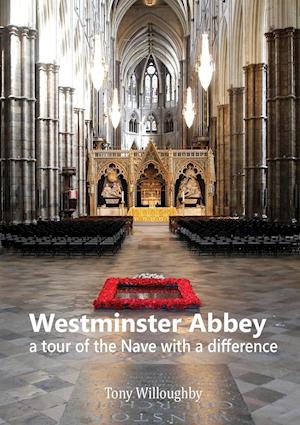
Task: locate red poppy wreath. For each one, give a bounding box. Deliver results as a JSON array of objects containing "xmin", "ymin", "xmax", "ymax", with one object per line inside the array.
[{"xmin": 93, "ymin": 277, "xmax": 201, "ymax": 310}]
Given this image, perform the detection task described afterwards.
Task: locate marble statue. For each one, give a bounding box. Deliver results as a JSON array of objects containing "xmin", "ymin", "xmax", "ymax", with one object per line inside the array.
[
  {"xmin": 177, "ymin": 173, "xmax": 203, "ymax": 205},
  {"xmin": 101, "ymin": 181, "xmax": 122, "ymax": 199},
  {"xmin": 101, "ymin": 168, "xmax": 122, "ymax": 200}
]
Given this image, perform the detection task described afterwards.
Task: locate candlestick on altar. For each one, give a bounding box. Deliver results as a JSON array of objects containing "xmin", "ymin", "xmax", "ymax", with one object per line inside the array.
[
  {"xmin": 121, "ymin": 191, "xmax": 124, "ymax": 203},
  {"xmin": 182, "ymin": 191, "xmax": 185, "ymax": 204}
]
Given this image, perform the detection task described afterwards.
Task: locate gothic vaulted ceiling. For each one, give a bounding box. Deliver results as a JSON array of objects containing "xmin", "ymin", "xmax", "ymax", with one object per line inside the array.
[{"xmin": 108, "ymin": 0, "xmax": 193, "ymax": 83}]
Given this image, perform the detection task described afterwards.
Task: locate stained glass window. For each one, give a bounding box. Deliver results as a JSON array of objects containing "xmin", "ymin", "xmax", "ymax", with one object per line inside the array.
[
  {"xmin": 152, "ymin": 75, "xmax": 158, "ymax": 104},
  {"xmin": 131, "ymin": 74, "xmax": 137, "ymax": 107},
  {"xmin": 129, "ymin": 114, "xmax": 138, "ymax": 133},
  {"xmin": 145, "ymin": 75, "xmax": 151, "ymax": 105},
  {"xmin": 144, "ymin": 57, "xmax": 159, "ymax": 106},
  {"xmin": 145, "ymin": 113, "xmax": 157, "ymax": 133},
  {"xmin": 166, "ymin": 72, "xmax": 171, "ymax": 102},
  {"xmin": 128, "ymin": 73, "xmax": 137, "ymax": 108}
]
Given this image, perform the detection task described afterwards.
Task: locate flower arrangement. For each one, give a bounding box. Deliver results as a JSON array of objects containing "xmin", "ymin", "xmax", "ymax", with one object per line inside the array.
[{"xmin": 93, "ymin": 277, "xmax": 201, "ymax": 310}]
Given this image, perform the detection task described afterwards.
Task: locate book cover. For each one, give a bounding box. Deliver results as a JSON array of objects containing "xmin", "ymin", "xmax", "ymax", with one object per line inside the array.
[{"xmin": 0, "ymin": 1, "xmax": 299, "ymax": 425}]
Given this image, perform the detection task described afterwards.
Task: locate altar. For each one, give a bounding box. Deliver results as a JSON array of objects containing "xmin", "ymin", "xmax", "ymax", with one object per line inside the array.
[
  {"xmin": 87, "ymin": 141, "xmax": 215, "ymax": 217},
  {"xmin": 128, "ymin": 207, "xmax": 177, "ymax": 222}
]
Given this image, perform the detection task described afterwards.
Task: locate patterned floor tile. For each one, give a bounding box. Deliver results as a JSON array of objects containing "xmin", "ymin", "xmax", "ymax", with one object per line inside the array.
[
  {"xmin": 239, "ymin": 372, "xmax": 275, "ymax": 386},
  {"xmin": 244, "ymin": 387, "xmax": 286, "ymax": 403},
  {"xmin": 0, "ymin": 224, "xmax": 299, "ymax": 425}
]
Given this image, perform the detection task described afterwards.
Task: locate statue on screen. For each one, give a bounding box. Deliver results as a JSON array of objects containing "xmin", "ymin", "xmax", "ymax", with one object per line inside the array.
[
  {"xmin": 177, "ymin": 166, "xmax": 204, "ymax": 205},
  {"xmin": 102, "ymin": 181, "xmax": 122, "ymax": 198},
  {"xmin": 101, "ymin": 169, "xmax": 122, "ymax": 203}
]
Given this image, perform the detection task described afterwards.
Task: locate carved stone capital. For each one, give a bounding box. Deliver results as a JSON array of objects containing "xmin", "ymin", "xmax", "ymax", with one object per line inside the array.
[
  {"xmin": 228, "ymin": 87, "xmax": 245, "ymax": 96},
  {"xmin": 58, "ymin": 86, "xmax": 76, "ymax": 94},
  {"xmin": 36, "ymin": 63, "xmax": 60, "ymax": 73},
  {"xmin": 0, "ymin": 25, "xmax": 37, "ymax": 39}
]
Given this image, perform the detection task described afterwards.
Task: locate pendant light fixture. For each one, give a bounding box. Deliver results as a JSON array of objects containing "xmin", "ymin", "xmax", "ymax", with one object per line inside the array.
[
  {"xmin": 183, "ymin": 87, "xmax": 195, "ymax": 128},
  {"xmin": 110, "ymin": 88, "xmax": 121, "ymax": 129},
  {"xmin": 198, "ymin": 33, "xmax": 214, "ymax": 91},
  {"xmin": 91, "ymin": 34, "xmax": 106, "ymax": 91}
]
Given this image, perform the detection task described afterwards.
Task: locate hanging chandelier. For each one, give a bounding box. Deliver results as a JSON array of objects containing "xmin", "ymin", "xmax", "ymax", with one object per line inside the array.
[
  {"xmin": 90, "ymin": 34, "xmax": 107, "ymax": 91},
  {"xmin": 183, "ymin": 87, "xmax": 195, "ymax": 128},
  {"xmin": 198, "ymin": 33, "xmax": 214, "ymax": 91},
  {"xmin": 110, "ymin": 88, "xmax": 121, "ymax": 129}
]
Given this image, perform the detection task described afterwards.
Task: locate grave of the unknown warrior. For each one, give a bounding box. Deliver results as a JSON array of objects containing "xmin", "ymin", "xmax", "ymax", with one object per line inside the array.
[{"xmin": 60, "ymin": 364, "xmax": 254, "ymax": 425}]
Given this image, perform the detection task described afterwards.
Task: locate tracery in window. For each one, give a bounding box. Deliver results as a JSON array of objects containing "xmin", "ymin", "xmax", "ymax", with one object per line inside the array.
[
  {"xmin": 128, "ymin": 73, "xmax": 137, "ymax": 108},
  {"xmin": 129, "ymin": 113, "xmax": 138, "ymax": 133},
  {"xmin": 165, "ymin": 114, "xmax": 174, "ymax": 133},
  {"xmin": 145, "ymin": 113, "xmax": 158, "ymax": 133},
  {"xmin": 145, "ymin": 75, "xmax": 151, "ymax": 105},
  {"xmin": 152, "ymin": 75, "xmax": 158, "ymax": 104},
  {"xmin": 131, "ymin": 73, "xmax": 137, "ymax": 107},
  {"xmin": 166, "ymin": 72, "xmax": 171, "ymax": 102},
  {"xmin": 144, "ymin": 57, "xmax": 159, "ymax": 106}
]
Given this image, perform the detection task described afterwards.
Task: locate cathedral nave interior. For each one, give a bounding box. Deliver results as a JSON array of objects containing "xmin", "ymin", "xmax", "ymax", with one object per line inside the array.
[
  {"xmin": 0, "ymin": 1, "xmax": 300, "ymax": 425},
  {"xmin": 0, "ymin": 0, "xmax": 299, "ymax": 223}
]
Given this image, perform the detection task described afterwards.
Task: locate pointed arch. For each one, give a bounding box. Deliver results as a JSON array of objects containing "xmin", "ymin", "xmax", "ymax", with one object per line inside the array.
[
  {"xmin": 143, "ymin": 56, "xmax": 159, "ymax": 107},
  {"xmin": 144, "ymin": 112, "xmax": 158, "ymax": 134},
  {"xmin": 129, "ymin": 111, "xmax": 139, "ymax": 134}
]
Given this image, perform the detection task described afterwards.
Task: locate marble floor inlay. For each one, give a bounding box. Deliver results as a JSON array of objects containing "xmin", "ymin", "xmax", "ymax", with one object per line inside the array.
[{"xmin": 0, "ymin": 223, "xmax": 299, "ymax": 425}]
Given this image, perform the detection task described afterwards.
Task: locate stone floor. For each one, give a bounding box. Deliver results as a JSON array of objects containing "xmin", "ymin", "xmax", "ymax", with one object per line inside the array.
[{"xmin": 0, "ymin": 223, "xmax": 299, "ymax": 425}]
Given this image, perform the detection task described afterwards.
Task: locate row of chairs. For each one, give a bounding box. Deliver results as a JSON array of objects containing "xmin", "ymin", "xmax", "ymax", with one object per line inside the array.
[
  {"xmin": 174, "ymin": 218, "xmax": 300, "ymax": 256},
  {"xmin": 171, "ymin": 217, "xmax": 300, "ymax": 237},
  {"xmin": 0, "ymin": 218, "xmax": 132, "ymax": 238},
  {"xmin": 0, "ymin": 218, "xmax": 130, "ymax": 256}
]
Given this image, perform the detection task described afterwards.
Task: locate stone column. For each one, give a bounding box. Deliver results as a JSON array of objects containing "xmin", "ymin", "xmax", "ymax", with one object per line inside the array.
[
  {"xmin": 0, "ymin": 26, "xmax": 36, "ymax": 223},
  {"xmin": 85, "ymin": 119, "xmax": 92, "ymax": 215},
  {"xmin": 58, "ymin": 87, "xmax": 76, "ymax": 214},
  {"xmin": 59, "ymin": 87, "xmax": 75, "ymax": 167},
  {"xmin": 128, "ymin": 150, "xmax": 135, "ymax": 208},
  {"xmin": 87, "ymin": 150, "xmax": 96, "ymax": 216},
  {"xmin": 180, "ymin": 59, "xmax": 187, "ymax": 149},
  {"xmin": 244, "ymin": 64, "xmax": 267, "ymax": 217},
  {"xmin": 209, "ymin": 116, "xmax": 217, "ymax": 215},
  {"xmin": 89, "ymin": 184, "xmax": 97, "ymax": 216},
  {"xmin": 216, "ymin": 104, "xmax": 230, "ymax": 216},
  {"xmin": 205, "ymin": 150, "xmax": 216, "ymax": 216},
  {"xmin": 266, "ymin": 28, "xmax": 300, "ymax": 222},
  {"xmin": 209, "ymin": 116, "xmax": 217, "ymax": 153},
  {"xmin": 36, "ymin": 63, "xmax": 59, "ymax": 220},
  {"xmin": 113, "ymin": 60, "xmax": 121, "ymax": 149},
  {"xmin": 229, "ymin": 87, "xmax": 245, "ymax": 216},
  {"xmin": 168, "ymin": 150, "xmax": 174, "ymax": 207},
  {"xmin": 74, "ymin": 108, "xmax": 86, "ymax": 216},
  {"xmin": 85, "ymin": 120, "xmax": 93, "ymax": 151}
]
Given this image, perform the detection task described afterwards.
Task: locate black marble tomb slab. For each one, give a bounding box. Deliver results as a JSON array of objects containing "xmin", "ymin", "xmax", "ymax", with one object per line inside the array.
[{"xmin": 60, "ymin": 363, "xmax": 254, "ymax": 425}]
